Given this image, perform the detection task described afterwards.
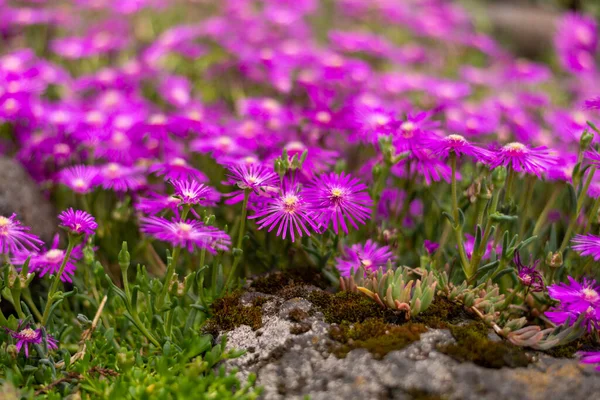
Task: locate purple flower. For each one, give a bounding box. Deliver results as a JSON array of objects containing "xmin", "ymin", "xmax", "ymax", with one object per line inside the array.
[
  {"xmin": 171, "ymin": 179, "xmax": 220, "ymax": 207},
  {"xmin": 135, "ymin": 193, "xmax": 181, "ymax": 215},
  {"xmin": 100, "ymin": 163, "xmax": 146, "ymax": 192},
  {"xmin": 13, "ymin": 235, "xmax": 83, "ymax": 283},
  {"xmin": 7, "ymin": 324, "xmax": 57, "ymax": 358},
  {"xmin": 225, "ymin": 163, "xmax": 279, "ymax": 204},
  {"xmin": 426, "ymin": 134, "xmax": 489, "ymax": 161},
  {"xmin": 306, "ymin": 172, "xmax": 372, "ymax": 234},
  {"xmin": 555, "ymin": 13, "xmax": 598, "ymax": 74},
  {"xmin": 140, "ymin": 216, "xmax": 231, "ymax": 254},
  {"xmin": 249, "ymin": 180, "xmax": 317, "ymax": 242},
  {"xmin": 424, "ymin": 240, "xmax": 439, "ymax": 255},
  {"xmin": 0, "ymin": 214, "xmax": 43, "ymax": 255},
  {"xmin": 58, "ymin": 208, "xmax": 98, "ymax": 237},
  {"xmin": 58, "ymin": 165, "xmax": 99, "ymax": 194},
  {"xmin": 584, "ymin": 97, "xmax": 600, "ymax": 111},
  {"xmin": 513, "ymin": 252, "xmax": 544, "ymax": 292},
  {"xmin": 149, "ymin": 157, "xmax": 208, "ymax": 182},
  {"xmin": 547, "ymin": 276, "xmax": 600, "ymax": 313},
  {"xmin": 336, "ymin": 240, "xmax": 395, "ymax": 277},
  {"xmin": 572, "ymin": 234, "xmax": 600, "ymax": 260},
  {"xmin": 488, "ymin": 142, "xmax": 557, "ymax": 177},
  {"xmin": 578, "ymin": 351, "xmax": 600, "ymax": 371},
  {"xmin": 584, "ymin": 150, "xmax": 600, "ymax": 168}
]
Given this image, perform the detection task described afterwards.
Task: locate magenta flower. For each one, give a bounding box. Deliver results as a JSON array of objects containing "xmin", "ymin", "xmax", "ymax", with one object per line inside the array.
[
  {"xmin": 149, "ymin": 157, "xmax": 208, "ymax": 182},
  {"xmin": 572, "ymin": 234, "xmax": 600, "ymax": 260},
  {"xmin": 578, "ymin": 351, "xmax": 600, "ymax": 371},
  {"xmin": 583, "ymin": 150, "xmax": 600, "ymax": 168},
  {"xmin": 140, "ymin": 217, "xmax": 231, "ymax": 254},
  {"xmin": 171, "ymin": 179, "xmax": 220, "ymax": 207},
  {"xmin": 513, "ymin": 252, "xmax": 544, "ymax": 292},
  {"xmin": 249, "ymin": 180, "xmax": 317, "ymax": 242},
  {"xmin": 99, "ymin": 163, "xmax": 146, "ymax": 192},
  {"xmin": 547, "ymin": 276, "xmax": 600, "ymax": 313},
  {"xmin": 427, "ymin": 134, "xmax": 489, "ymax": 161},
  {"xmin": 6, "ymin": 324, "xmax": 57, "ymax": 358},
  {"xmin": 13, "ymin": 235, "xmax": 82, "ymax": 283},
  {"xmin": 0, "ymin": 214, "xmax": 43, "ymax": 255},
  {"xmin": 584, "ymin": 96, "xmax": 600, "ymax": 111},
  {"xmin": 58, "ymin": 165, "xmax": 99, "ymax": 194},
  {"xmin": 135, "ymin": 193, "xmax": 181, "ymax": 215},
  {"xmin": 335, "ymin": 240, "xmax": 395, "ymax": 277},
  {"xmin": 306, "ymin": 172, "xmax": 372, "ymax": 234},
  {"xmin": 488, "ymin": 142, "xmax": 557, "ymax": 177},
  {"xmin": 224, "ymin": 163, "xmax": 279, "ymax": 205},
  {"xmin": 58, "ymin": 208, "xmax": 98, "ymax": 237},
  {"xmin": 423, "ymin": 240, "xmax": 439, "ymax": 255}
]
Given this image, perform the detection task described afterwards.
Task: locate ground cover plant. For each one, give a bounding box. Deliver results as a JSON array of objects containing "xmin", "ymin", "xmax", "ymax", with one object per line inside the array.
[{"xmin": 1, "ymin": 0, "xmax": 600, "ymax": 398}]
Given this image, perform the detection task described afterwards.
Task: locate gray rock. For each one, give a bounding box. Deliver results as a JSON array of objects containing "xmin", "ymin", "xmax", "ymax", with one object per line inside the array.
[
  {"xmin": 220, "ymin": 288, "xmax": 600, "ymax": 400},
  {"xmin": 0, "ymin": 157, "xmax": 55, "ymax": 242}
]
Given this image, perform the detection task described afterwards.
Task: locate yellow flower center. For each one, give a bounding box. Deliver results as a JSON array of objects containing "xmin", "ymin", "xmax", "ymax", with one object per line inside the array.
[
  {"xmin": 331, "ymin": 188, "xmax": 343, "ymax": 197},
  {"xmin": 361, "ymin": 259, "xmax": 373, "ymax": 267},
  {"xmin": 504, "ymin": 142, "xmax": 527, "ymax": 154},
  {"xmin": 171, "ymin": 158, "xmax": 187, "ymax": 167},
  {"xmin": 178, "ymin": 223, "xmax": 193, "ymax": 233},
  {"xmin": 316, "ymin": 111, "xmax": 332, "ymax": 124},
  {"xmin": 447, "ymin": 134, "xmax": 466, "ymax": 143},
  {"xmin": 283, "ymin": 195, "xmax": 299, "ymax": 213},
  {"xmin": 0, "ymin": 216, "xmax": 10, "ymax": 227},
  {"xmin": 20, "ymin": 328, "xmax": 37, "ymax": 340},
  {"xmin": 46, "ymin": 249, "xmax": 64, "ymax": 263},
  {"xmin": 583, "ymin": 288, "xmax": 599, "ymax": 303}
]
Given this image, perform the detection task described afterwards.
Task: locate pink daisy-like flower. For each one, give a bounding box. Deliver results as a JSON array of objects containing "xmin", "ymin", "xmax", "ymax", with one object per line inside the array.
[
  {"xmin": 488, "ymin": 142, "xmax": 557, "ymax": 177},
  {"xmin": 135, "ymin": 193, "xmax": 182, "ymax": 215},
  {"xmin": 572, "ymin": 234, "xmax": 600, "ymax": 260},
  {"xmin": 547, "ymin": 276, "xmax": 600, "ymax": 313},
  {"xmin": 306, "ymin": 172, "xmax": 373, "ymax": 234},
  {"xmin": 249, "ymin": 180, "xmax": 317, "ymax": 242},
  {"xmin": 6, "ymin": 324, "xmax": 58, "ymax": 358},
  {"xmin": 578, "ymin": 351, "xmax": 600, "ymax": 371},
  {"xmin": 140, "ymin": 216, "xmax": 231, "ymax": 254},
  {"xmin": 99, "ymin": 163, "xmax": 146, "ymax": 192},
  {"xmin": 58, "ymin": 165, "xmax": 99, "ymax": 194},
  {"xmin": 58, "ymin": 208, "xmax": 97, "ymax": 237},
  {"xmin": 0, "ymin": 214, "xmax": 43, "ymax": 255},
  {"xmin": 149, "ymin": 157, "xmax": 208, "ymax": 182},
  {"xmin": 584, "ymin": 96, "xmax": 600, "ymax": 111},
  {"xmin": 513, "ymin": 252, "xmax": 545, "ymax": 292},
  {"xmin": 224, "ymin": 163, "xmax": 279, "ymax": 205},
  {"xmin": 335, "ymin": 240, "xmax": 395, "ymax": 277},
  {"xmin": 583, "ymin": 150, "xmax": 600, "ymax": 168},
  {"xmin": 13, "ymin": 234, "xmax": 83, "ymax": 283},
  {"xmin": 171, "ymin": 179, "xmax": 220, "ymax": 207},
  {"xmin": 427, "ymin": 134, "xmax": 490, "ymax": 161}
]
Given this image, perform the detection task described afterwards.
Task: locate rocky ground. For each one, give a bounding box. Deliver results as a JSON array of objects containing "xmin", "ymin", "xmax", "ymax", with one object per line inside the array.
[{"xmin": 217, "ymin": 285, "xmax": 600, "ymax": 400}]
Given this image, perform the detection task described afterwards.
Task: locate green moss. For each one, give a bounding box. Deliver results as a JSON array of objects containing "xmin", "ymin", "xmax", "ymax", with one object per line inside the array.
[
  {"xmin": 307, "ymin": 290, "xmax": 399, "ymax": 324},
  {"xmin": 250, "ymin": 269, "xmax": 328, "ymax": 294},
  {"xmin": 288, "ymin": 308, "xmax": 309, "ymax": 323},
  {"xmin": 440, "ymin": 321, "xmax": 532, "ymax": 369},
  {"xmin": 545, "ymin": 337, "xmax": 600, "ymax": 358},
  {"xmin": 329, "ymin": 318, "xmax": 428, "ymax": 359},
  {"xmin": 204, "ymin": 291, "xmax": 264, "ymax": 336},
  {"xmin": 414, "ymin": 297, "xmax": 466, "ymax": 329}
]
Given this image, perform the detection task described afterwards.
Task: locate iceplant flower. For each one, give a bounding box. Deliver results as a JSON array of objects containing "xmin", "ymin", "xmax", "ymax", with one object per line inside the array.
[
  {"xmin": 0, "ymin": 214, "xmax": 43, "ymax": 255},
  {"xmin": 335, "ymin": 240, "xmax": 395, "ymax": 277},
  {"xmin": 6, "ymin": 324, "xmax": 58, "ymax": 358}
]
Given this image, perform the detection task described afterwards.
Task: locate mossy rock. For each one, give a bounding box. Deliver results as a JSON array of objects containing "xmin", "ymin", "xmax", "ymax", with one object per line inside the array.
[
  {"xmin": 250, "ymin": 269, "xmax": 328, "ymax": 294},
  {"xmin": 544, "ymin": 337, "xmax": 600, "ymax": 358},
  {"xmin": 329, "ymin": 318, "xmax": 428, "ymax": 359},
  {"xmin": 413, "ymin": 297, "xmax": 468, "ymax": 329},
  {"xmin": 203, "ymin": 291, "xmax": 265, "ymax": 336},
  {"xmin": 307, "ymin": 290, "xmax": 401, "ymax": 324},
  {"xmin": 439, "ymin": 321, "xmax": 532, "ymax": 369}
]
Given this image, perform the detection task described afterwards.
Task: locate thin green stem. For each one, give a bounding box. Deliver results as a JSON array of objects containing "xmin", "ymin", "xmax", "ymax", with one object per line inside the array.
[
  {"xmin": 504, "ymin": 167, "xmax": 516, "ymax": 205},
  {"xmin": 532, "ymin": 185, "xmax": 561, "ymax": 236},
  {"xmin": 225, "ymin": 189, "xmax": 250, "ymax": 289},
  {"xmin": 22, "ymin": 290, "xmax": 43, "ymax": 322},
  {"xmin": 10, "ymin": 289, "xmax": 25, "ymax": 320},
  {"xmin": 560, "ymin": 166, "xmax": 596, "ymax": 252},
  {"xmin": 156, "ymin": 246, "xmax": 181, "ymax": 312},
  {"xmin": 518, "ymin": 175, "xmax": 536, "ymax": 238},
  {"xmin": 469, "ymin": 187, "xmax": 501, "ymax": 277},
  {"xmin": 450, "ymin": 154, "xmax": 471, "ymax": 278},
  {"xmin": 584, "ymin": 197, "xmax": 600, "ymax": 233},
  {"xmin": 41, "ymin": 238, "xmax": 76, "ymax": 325}
]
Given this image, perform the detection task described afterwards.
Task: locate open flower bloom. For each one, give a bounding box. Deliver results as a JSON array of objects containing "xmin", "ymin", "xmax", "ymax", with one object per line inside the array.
[
  {"xmin": 513, "ymin": 252, "xmax": 545, "ymax": 292},
  {"xmin": 140, "ymin": 216, "xmax": 230, "ymax": 254},
  {"xmin": 7, "ymin": 324, "xmax": 58, "ymax": 358},
  {"xmin": 336, "ymin": 240, "xmax": 395, "ymax": 277},
  {"xmin": 224, "ymin": 163, "xmax": 279, "ymax": 204},
  {"xmin": 306, "ymin": 172, "xmax": 372, "ymax": 234},
  {"xmin": 488, "ymin": 142, "xmax": 557, "ymax": 177},
  {"xmin": 58, "ymin": 208, "xmax": 98, "ymax": 237},
  {"xmin": 171, "ymin": 179, "xmax": 220, "ymax": 207},
  {"xmin": 572, "ymin": 234, "xmax": 600, "ymax": 260},
  {"xmin": 578, "ymin": 351, "xmax": 600, "ymax": 371},
  {"xmin": 13, "ymin": 234, "xmax": 83, "ymax": 283},
  {"xmin": 0, "ymin": 214, "xmax": 43, "ymax": 255},
  {"xmin": 249, "ymin": 180, "xmax": 317, "ymax": 242},
  {"xmin": 426, "ymin": 134, "xmax": 490, "ymax": 161}
]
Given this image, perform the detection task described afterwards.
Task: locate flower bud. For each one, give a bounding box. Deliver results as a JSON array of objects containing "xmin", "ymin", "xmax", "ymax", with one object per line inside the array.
[
  {"xmin": 580, "ymin": 129, "xmax": 594, "ymax": 151},
  {"xmin": 118, "ymin": 242, "xmax": 130, "ymax": 272},
  {"xmin": 545, "ymin": 251, "xmax": 563, "ymax": 268},
  {"xmin": 491, "ymin": 166, "xmax": 507, "ymax": 188}
]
